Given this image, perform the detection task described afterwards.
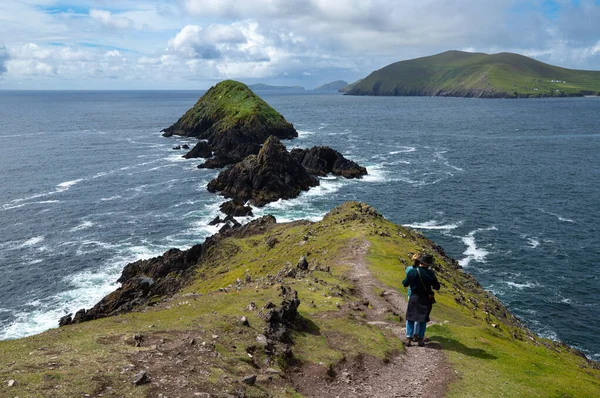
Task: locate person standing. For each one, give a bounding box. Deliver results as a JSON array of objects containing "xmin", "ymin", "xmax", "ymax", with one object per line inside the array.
[{"xmin": 402, "ymin": 254, "xmax": 440, "ymax": 346}]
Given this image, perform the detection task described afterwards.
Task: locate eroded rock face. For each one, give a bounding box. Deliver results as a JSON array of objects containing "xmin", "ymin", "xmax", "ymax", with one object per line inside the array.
[
  {"xmin": 183, "ymin": 141, "xmax": 211, "ymax": 159},
  {"xmin": 207, "ymin": 136, "xmax": 319, "ymax": 206},
  {"xmin": 289, "ymin": 146, "xmax": 367, "ymax": 178},
  {"xmin": 220, "ymin": 199, "xmax": 253, "ymax": 217},
  {"xmin": 58, "ymin": 216, "xmax": 279, "ymax": 327},
  {"xmin": 60, "ymin": 244, "xmax": 204, "ymax": 325},
  {"xmin": 162, "ymin": 80, "xmax": 297, "ymax": 168}
]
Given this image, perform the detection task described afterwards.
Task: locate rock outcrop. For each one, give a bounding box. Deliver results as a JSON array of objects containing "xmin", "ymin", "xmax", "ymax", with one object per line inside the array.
[
  {"xmin": 290, "ymin": 146, "xmax": 367, "ymax": 178},
  {"xmin": 207, "ymin": 136, "xmax": 319, "ymax": 206},
  {"xmin": 59, "ymin": 244, "xmax": 204, "ymax": 325},
  {"xmin": 183, "ymin": 141, "xmax": 211, "ymax": 159},
  {"xmin": 162, "ymin": 80, "xmax": 297, "ymax": 168}
]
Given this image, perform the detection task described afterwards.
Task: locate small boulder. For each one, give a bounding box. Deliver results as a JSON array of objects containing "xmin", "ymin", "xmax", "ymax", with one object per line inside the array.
[
  {"xmin": 182, "ymin": 144, "xmax": 190, "ymax": 150},
  {"xmin": 219, "ymin": 199, "xmax": 253, "ymax": 217},
  {"xmin": 132, "ymin": 370, "xmax": 149, "ymax": 385},
  {"xmin": 297, "ymin": 256, "xmax": 309, "ymax": 270},
  {"xmin": 208, "ymin": 216, "xmax": 222, "ymax": 226},
  {"xmin": 173, "ymin": 145, "xmax": 181, "ymax": 150},
  {"xmin": 58, "ymin": 313, "xmax": 72, "ymax": 327},
  {"xmin": 242, "ymin": 374, "xmax": 257, "ymax": 385}
]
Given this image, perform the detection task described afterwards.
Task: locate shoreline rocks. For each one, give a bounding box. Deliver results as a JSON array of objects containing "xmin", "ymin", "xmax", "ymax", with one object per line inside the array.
[
  {"xmin": 290, "ymin": 146, "xmax": 367, "ymax": 178},
  {"xmin": 207, "ymin": 136, "xmax": 319, "ymax": 206}
]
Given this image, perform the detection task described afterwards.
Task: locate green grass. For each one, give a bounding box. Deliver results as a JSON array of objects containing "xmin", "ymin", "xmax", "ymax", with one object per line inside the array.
[
  {"xmin": 165, "ymin": 80, "xmax": 295, "ymax": 137},
  {"xmin": 348, "ymin": 50, "xmax": 600, "ymax": 98},
  {"xmin": 361, "ymin": 207, "xmax": 600, "ymax": 397},
  {"xmin": 1, "ymin": 202, "xmax": 598, "ymax": 397}
]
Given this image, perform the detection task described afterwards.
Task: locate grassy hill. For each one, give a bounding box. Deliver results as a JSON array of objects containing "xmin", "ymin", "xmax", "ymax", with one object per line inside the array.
[
  {"xmin": 1, "ymin": 202, "xmax": 598, "ymax": 397},
  {"xmin": 347, "ymin": 50, "xmax": 600, "ymax": 98}
]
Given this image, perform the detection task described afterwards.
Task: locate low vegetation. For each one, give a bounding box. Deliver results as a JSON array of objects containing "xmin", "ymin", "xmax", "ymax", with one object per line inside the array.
[
  {"xmin": 348, "ymin": 50, "xmax": 600, "ymax": 98},
  {"xmin": 1, "ymin": 202, "xmax": 598, "ymax": 397}
]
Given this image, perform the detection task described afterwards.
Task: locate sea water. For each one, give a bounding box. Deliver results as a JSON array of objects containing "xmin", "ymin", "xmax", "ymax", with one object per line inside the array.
[{"xmin": 0, "ymin": 90, "xmax": 598, "ymax": 361}]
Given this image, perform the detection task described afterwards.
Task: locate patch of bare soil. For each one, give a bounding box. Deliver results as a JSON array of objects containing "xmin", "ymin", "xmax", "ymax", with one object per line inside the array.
[{"xmin": 291, "ymin": 239, "xmax": 453, "ymax": 397}]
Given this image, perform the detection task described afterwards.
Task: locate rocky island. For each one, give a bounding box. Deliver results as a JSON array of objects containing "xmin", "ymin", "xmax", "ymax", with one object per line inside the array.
[
  {"xmin": 347, "ymin": 50, "xmax": 600, "ymax": 98},
  {"xmin": 1, "ymin": 202, "xmax": 598, "ymax": 397},
  {"xmin": 162, "ymin": 80, "xmax": 298, "ymax": 168}
]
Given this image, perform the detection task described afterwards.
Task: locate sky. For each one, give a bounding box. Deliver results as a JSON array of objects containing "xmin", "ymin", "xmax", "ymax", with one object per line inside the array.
[{"xmin": 0, "ymin": 0, "xmax": 599, "ymax": 90}]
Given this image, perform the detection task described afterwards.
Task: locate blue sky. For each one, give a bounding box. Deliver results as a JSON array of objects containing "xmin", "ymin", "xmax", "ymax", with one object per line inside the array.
[{"xmin": 0, "ymin": 0, "xmax": 599, "ymax": 89}]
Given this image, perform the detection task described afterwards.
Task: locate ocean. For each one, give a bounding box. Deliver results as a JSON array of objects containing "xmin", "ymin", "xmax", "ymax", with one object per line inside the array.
[{"xmin": 0, "ymin": 90, "xmax": 598, "ymax": 361}]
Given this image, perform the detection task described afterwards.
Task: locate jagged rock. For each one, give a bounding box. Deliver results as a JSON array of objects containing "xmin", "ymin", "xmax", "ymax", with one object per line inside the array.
[
  {"xmin": 220, "ymin": 199, "xmax": 253, "ymax": 217},
  {"xmin": 183, "ymin": 141, "xmax": 212, "ymax": 159},
  {"xmin": 242, "ymin": 374, "xmax": 257, "ymax": 385},
  {"xmin": 60, "ymin": 244, "xmax": 204, "ymax": 325},
  {"xmin": 181, "ymin": 144, "xmax": 190, "ymax": 150},
  {"xmin": 289, "ymin": 146, "xmax": 367, "ymax": 178},
  {"xmin": 7, "ymin": 379, "xmax": 16, "ymax": 387},
  {"xmin": 241, "ymin": 316, "xmax": 250, "ymax": 326},
  {"xmin": 172, "ymin": 145, "xmax": 181, "ymax": 150},
  {"xmin": 132, "ymin": 370, "xmax": 149, "ymax": 385},
  {"xmin": 133, "ymin": 334, "xmax": 143, "ymax": 347},
  {"xmin": 207, "ymin": 136, "xmax": 319, "ymax": 206},
  {"xmin": 208, "ymin": 216, "xmax": 222, "ymax": 226},
  {"xmin": 162, "ymin": 80, "xmax": 297, "ymax": 168},
  {"xmin": 297, "ymin": 255, "xmax": 309, "ymax": 270},
  {"xmin": 58, "ymin": 313, "xmax": 72, "ymax": 327},
  {"xmin": 261, "ymin": 286, "xmax": 300, "ymax": 352}
]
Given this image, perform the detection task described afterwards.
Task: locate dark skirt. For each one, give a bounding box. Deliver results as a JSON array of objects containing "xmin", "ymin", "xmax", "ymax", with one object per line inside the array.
[{"xmin": 406, "ymin": 294, "xmax": 433, "ymax": 323}]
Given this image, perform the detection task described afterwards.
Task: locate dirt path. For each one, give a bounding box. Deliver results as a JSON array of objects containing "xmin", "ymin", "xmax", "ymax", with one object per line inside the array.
[{"xmin": 294, "ymin": 239, "xmax": 453, "ymax": 397}]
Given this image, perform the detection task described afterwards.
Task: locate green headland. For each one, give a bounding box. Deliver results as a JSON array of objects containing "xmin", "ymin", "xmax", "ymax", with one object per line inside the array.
[
  {"xmin": 347, "ymin": 50, "xmax": 600, "ymax": 98},
  {"xmin": 1, "ymin": 203, "xmax": 598, "ymax": 397}
]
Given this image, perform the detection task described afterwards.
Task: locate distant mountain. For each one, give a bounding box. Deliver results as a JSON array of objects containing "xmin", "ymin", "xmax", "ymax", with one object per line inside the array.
[
  {"xmin": 248, "ymin": 83, "xmax": 305, "ymax": 91},
  {"xmin": 347, "ymin": 50, "xmax": 600, "ymax": 98},
  {"xmin": 314, "ymin": 80, "xmax": 348, "ymax": 91}
]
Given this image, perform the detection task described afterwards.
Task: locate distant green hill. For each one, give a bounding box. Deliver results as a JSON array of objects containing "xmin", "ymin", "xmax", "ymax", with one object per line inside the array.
[
  {"xmin": 248, "ymin": 83, "xmax": 305, "ymax": 90},
  {"xmin": 347, "ymin": 50, "xmax": 600, "ymax": 98},
  {"xmin": 314, "ymin": 80, "xmax": 348, "ymax": 90}
]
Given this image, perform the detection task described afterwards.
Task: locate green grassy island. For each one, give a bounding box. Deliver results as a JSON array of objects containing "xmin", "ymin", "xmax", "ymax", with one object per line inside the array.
[
  {"xmin": 347, "ymin": 50, "xmax": 600, "ymax": 98},
  {"xmin": 1, "ymin": 203, "xmax": 598, "ymax": 397}
]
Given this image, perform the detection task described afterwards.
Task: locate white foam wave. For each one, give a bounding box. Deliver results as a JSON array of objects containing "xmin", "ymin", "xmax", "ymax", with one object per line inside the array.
[
  {"xmin": 100, "ymin": 195, "xmax": 122, "ymax": 201},
  {"xmin": 458, "ymin": 227, "xmax": 497, "ymax": 267},
  {"xmin": 57, "ymin": 179, "xmax": 84, "ymax": 192},
  {"xmin": 20, "ymin": 236, "xmax": 45, "ymax": 248},
  {"xmin": 361, "ymin": 164, "xmax": 387, "ymax": 183},
  {"xmin": 389, "ymin": 147, "xmax": 416, "ymax": 154},
  {"xmin": 297, "ymin": 130, "xmax": 316, "ymax": 138},
  {"xmin": 527, "ymin": 238, "xmax": 540, "ymax": 249},
  {"xmin": 505, "ymin": 281, "xmax": 538, "ymax": 290},
  {"xmin": 0, "ymin": 243, "xmax": 169, "ymax": 340},
  {"xmin": 539, "ymin": 208, "xmax": 575, "ymax": 223},
  {"xmin": 70, "ymin": 221, "xmax": 94, "ymax": 232},
  {"xmin": 405, "ymin": 220, "xmax": 462, "ymax": 230}
]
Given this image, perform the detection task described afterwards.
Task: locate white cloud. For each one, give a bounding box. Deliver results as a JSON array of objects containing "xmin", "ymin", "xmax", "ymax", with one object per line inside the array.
[
  {"xmin": 0, "ymin": 45, "xmax": 9, "ymax": 75},
  {"xmin": 90, "ymin": 9, "xmax": 134, "ymax": 30}
]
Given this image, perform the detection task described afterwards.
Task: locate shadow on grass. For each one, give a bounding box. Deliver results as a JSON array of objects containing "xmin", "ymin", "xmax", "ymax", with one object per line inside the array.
[
  {"xmin": 293, "ymin": 315, "xmax": 321, "ymax": 336},
  {"xmin": 429, "ymin": 336, "xmax": 498, "ymax": 360}
]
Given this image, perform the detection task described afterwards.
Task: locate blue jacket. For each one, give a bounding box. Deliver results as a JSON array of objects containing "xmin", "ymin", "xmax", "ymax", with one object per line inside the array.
[{"xmin": 402, "ymin": 266, "xmax": 440, "ymax": 297}]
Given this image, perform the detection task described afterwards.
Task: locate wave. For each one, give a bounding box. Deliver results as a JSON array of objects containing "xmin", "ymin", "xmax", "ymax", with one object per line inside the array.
[
  {"xmin": 0, "ymin": 243, "xmax": 168, "ymax": 340},
  {"xmin": 538, "ymin": 208, "xmax": 575, "ymax": 223},
  {"xmin": 505, "ymin": 281, "xmax": 538, "ymax": 290},
  {"xmin": 70, "ymin": 221, "xmax": 94, "ymax": 232},
  {"xmin": 527, "ymin": 237, "xmax": 540, "ymax": 249},
  {"xmin": 297, "ymin": 130, "xmax": 316, "ymax": 138},
  {"xmin": 20, "ymin": 236, "xmax": 45, "ymax": 248},
  {"xmin": 458, "ymin": 227, "xmax": 498, "ymax": 267},
  {"xmin": 57, "ymin": 179, "xmax": 84, "ymax": 192},
  {"xmin": 389, "ymin": 146, "xmax": 416, "ymax": 154},
  {"xmin": 100, "ymin": 195, "xmax": 121, "ymax": 201},
  {"xmin": 404, "ymin": 220, "xmax": 462, "ymax": 230}
]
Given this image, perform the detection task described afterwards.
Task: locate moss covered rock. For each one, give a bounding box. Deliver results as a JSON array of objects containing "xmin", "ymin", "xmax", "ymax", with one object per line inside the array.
[{"xmin": 163, "ymin": 80, "xmax": 297, "ymax": 167}]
